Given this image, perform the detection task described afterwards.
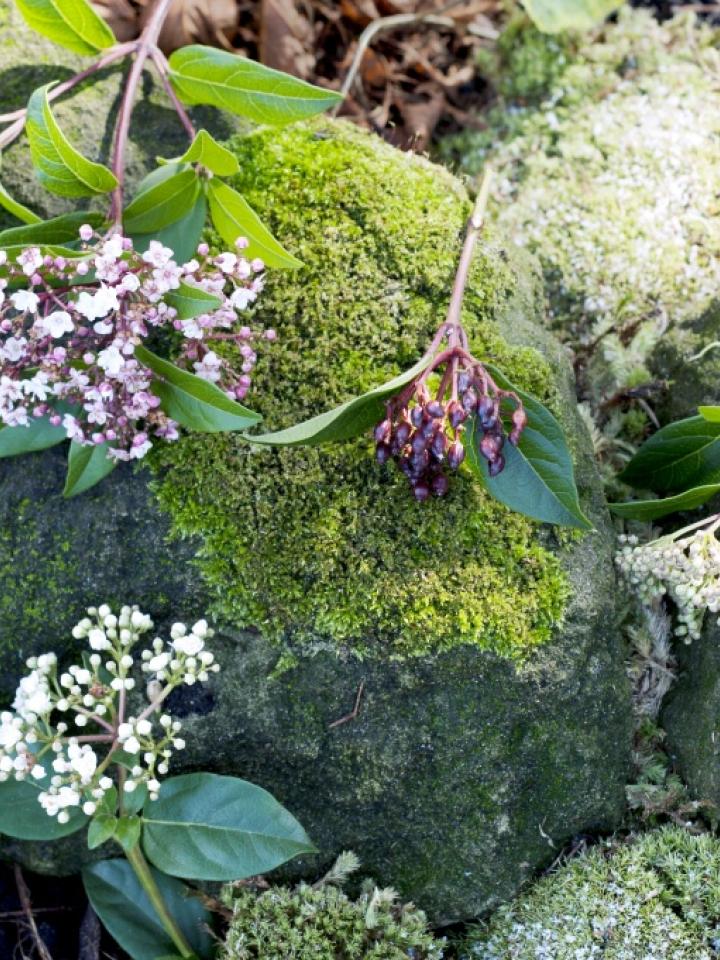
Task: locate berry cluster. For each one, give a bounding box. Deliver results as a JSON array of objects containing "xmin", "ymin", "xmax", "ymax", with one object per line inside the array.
[
  {"xmin": 374, "ymin": 336, "xmax": 527, "ymax": 501},
  {"xmin": 0, "ymin": 228, "xmax": 273, "ymax": 462}
]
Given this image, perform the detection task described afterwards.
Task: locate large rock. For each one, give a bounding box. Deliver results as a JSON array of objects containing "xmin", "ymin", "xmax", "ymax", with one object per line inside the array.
[{"xmin": 0, "ymin": 111, "xmax": 632, "ymax": 920}]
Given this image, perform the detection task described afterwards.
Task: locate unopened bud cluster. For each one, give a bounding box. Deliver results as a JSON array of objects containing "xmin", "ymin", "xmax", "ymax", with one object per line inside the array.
[
  {"xmin": 374, "ymin": 343, "xmax": 527, "ymax": 501},
  {"xmin": 616, "ymin": 524, "xmax": 720, "ymax": 641},
  {"xmin": 0, "ymin": 228, "xmax": 274, "ymax": 461},
  {"xmin": 0, "ymin": 604, "xmax": 219, "ymax": 820}
]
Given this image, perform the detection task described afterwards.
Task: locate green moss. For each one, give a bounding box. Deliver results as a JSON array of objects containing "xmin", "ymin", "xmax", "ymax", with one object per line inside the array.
[
  {"xmin": 220, "ymin": 854, "xmax": 444, "ymax": 959},
  {"xmin": 150, "ymin": 119, "xmax": 569, "ymax": 661},
  {"xmin": 458, "ymin": 826, "xmax": 720, "ymax": 959}
]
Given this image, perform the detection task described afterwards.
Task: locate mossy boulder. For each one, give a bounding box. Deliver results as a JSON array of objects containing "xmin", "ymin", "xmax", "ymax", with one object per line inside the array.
[
  {"xmin": 0, "ymin": 115, "xmax": 631, "ymax": 918},
  {"xmin": 441, "ymin": 9, "xmax": 720, "ymax": 419},
  {"xmin": 0, "ymin": 0, "xmax": 240, "ymax": 228},
  {"xmin": 458, "ymin": 826, "xmax": 720, "ymax": 959}
]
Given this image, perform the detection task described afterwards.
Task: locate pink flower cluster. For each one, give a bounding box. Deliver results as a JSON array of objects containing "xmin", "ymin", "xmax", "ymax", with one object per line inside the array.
[{"xmin": 0, "ymin": 227, "xmax": 273, "ymax": 461}]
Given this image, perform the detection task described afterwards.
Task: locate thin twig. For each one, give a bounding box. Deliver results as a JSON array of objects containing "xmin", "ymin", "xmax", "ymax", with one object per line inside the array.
[
  {"xmin": 149, "ymin": 47, "xmax": 196, "ymax": 142},
  {"xmin": 13, "ymin": 865, "xmax": 53, "ymax": 960},
  {"xmin": 332, "ymin": 0, "xmax": 467, "ymax": 114},
  {"xmin": 328, "ymin": 680, "xmax": 365, "ymax": 729}
]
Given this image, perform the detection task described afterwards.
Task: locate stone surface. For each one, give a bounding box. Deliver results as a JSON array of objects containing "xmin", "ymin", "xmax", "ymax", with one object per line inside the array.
[{"xmin": 0, "ymin": 96, "xmax": 632, "ymax": 918}]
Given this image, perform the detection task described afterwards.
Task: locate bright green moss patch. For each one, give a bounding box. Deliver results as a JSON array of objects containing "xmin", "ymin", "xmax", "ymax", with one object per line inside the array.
[
  {"xmin": 150, "ymin": 119, "xmax": 569, "ymax": 661},
  {"xmin": 458, "ymin": 826, "xmax": 720, "ymax": 959}
]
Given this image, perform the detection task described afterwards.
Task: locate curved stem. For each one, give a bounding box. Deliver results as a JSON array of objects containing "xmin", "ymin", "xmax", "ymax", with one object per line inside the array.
[
  {"xmin": 125, "ymin": 845, "xmax": 195, "ymax": 958},
  {"xmin": 149, "ymin": 46, "xmax": 196, "ymax": 141},
  {"xmin": 109, "ymin": 0, "xmax": 174, "ymax": 224},
  {"xmin": 444, "ymin": 166, "xmax": 493, "ymax": 333}
]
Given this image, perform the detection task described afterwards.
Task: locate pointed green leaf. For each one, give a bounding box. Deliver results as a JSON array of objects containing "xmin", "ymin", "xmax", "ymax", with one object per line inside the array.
[
  {"xmin": 521, "ymin": 0, "xmax": 624, "ymax": 33},
  {"xmin": 0, "ymin": 415, "xmax": 66, "ymax": 457},
  {"xmin": 168, "ymin": 45, "xmax": 342, "ymax": 124},
  {"xmin": 123, "ymin": 168, "xmax": 200, "ymax": 235},
  {"xmin": 141, "ymin": 772, "xmax": 315, "ymax": 881},
  {"xmin": 0, "ymin": 179, "xmax": 41, "ymax": 224},
  {"xmin": 0, "ymin": 765, "xmax": 88, "ymax": 840},
  {"xmin": 26, "ymin": 84, "xmax": 118, "ymax": 197},
  {"xmin": 207, "ymin": 179, "xmax": 301, "ymax": 269},
  {"xmin": 609, "ymin": 484, "xmax": 720, "ymax": 520},
  {"xmin": 168, "ymin": 129, "xmax": 240, "ymax": 177},
  {"xmin": 15, "ymin": 0, "xmax": 116, "ymax": 55},
  {"xmin": 248, "ymin": 353, "xmax": 432, "ymax": 446},
  {"xmin": 114, "ymin": 815, "xmax": 142, "ymax": 852},
  {"xmin": 88, "ymin": 813, "xmax": 117, "ymax": 849},
  {"xmin": 164, "ymin": 280, "xmax": 222, "ymax": 321},
  {"xmin": 63, "ymin": 440, "xmax": 117, "ymax": 497},
  {"xmin": 135, "ymin": 345, "xmax": 261, "ymax": 432},
  {"xmin": 699, "ymin": 405, "xmax": 720, "ymax": 423},
  {"xmin": 121, "ymin": 781, "xmax": 148, "ymax": 815},
  {"xmin": 83, "ymin": 859, "xmax": 213, "ymax": 960},
  {"xmin": 465, "ymin": 366, "xmax": 591, "ymax": 529},
  {"xmin": 0, "ymin": 211, "xmax": 105, "ymax": 246},
  {"xmin": 619, "ymin": 415, "xmax": 720, "ymax": 492}
]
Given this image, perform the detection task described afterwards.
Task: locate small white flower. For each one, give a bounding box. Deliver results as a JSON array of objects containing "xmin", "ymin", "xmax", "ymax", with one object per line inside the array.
[
  {"xmin": 10, "ymin": 289, "xmax": 39, "ymax": 313},
  {"xmin": 38, "ymin": 310, "xmax": 73, "ymax": 339},
  {"xmin": 88, "ymin": 628, "xmax": 110, "ymax": 651},
  {"xmin": 173, "ymin": 633, "xmax": 204, "ymax": 657}
]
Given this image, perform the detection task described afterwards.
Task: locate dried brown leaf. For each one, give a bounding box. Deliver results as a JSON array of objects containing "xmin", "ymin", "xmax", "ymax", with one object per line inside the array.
[
  {"xmin": 259, "ymin": 0, "xmax": 315, "ymax": 78},
  {"xmin": 140, "ymin": 0, "xmax": 238, "ymax": 54},
  {"xmin": 91, "ymin": 0, "xmax": 140, "ymax": 41}
]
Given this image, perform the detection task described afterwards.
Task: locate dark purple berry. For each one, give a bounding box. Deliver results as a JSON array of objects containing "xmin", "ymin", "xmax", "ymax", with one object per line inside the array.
[
  {"xmin": 410, "ymin": 405, "xmax": 424, "ymax": 428},
  {"xmin": 422, "ymin": 418, "xmax": 438, "ymax": 440},
  {"xmin": 375, "ymin": 442, "xmax": 391, "ymax": 465},
  {"xmin": 396, "ymin": 420, "xmax": 412, "ymax": 446},
  {"xmin": 447, "ymin": 440, "xmax": 465, "ymax": 470},
  {"xmin": 479, "ymin": 431, "xmax": 504, "ymax": 461},
  {"xmin": 478, "ymin": 395, "xmax": 499, "ymax": 430},
  {"xmin": 412, "ymin": 480, "xmax": 431, "ymax": 502},
  {"xmin": 426, "ymin": 400, "xmax": 445, "ymax": 419},
  {"xmin": 431, "ymin": 431, "xmax": 448, "ymax": 458},
  {"xmin": 509, "ymin": 407, "xmax": 528, "ymax": 446},
  {"xmin": 431, "ymin": 473, "xmax": 450, "ymax": 497},
  {"xmin": 374, "ymin": 419, "xmax": 391, "ymax": 443},
  {"xmin": 488, "ymin": 454, "xmax": 505, "ymax": 477},
  {"xmin": 458, "ymin": 371, "xmax": 471, "ymax": 394},
  {"xmin": 461, "ymin": 388, "xmax": 478, "ymax": 413},
  {"xmin": 447, "ymin": 401, "xmax": 466, "ymax": 429},
  {"xmin": 410, "ymin": 450, "xmax": 430, "ymax": 474},
  {"xmin": 411, "ymin": 431, "xmax": 427, "ymax": 455},
  {"xmin": 399, "ymin": 457, "xmax": 413, "ymax": 477}
]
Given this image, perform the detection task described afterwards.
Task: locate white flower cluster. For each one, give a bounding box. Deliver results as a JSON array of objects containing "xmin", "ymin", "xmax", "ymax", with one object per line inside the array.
[
  {"xmin": 0, "ymin": 604, "xmax": 219, "ymax": 821},
  {"xmin": 615, "ymin": 524, "xmax": 720, "ymax": 641}
]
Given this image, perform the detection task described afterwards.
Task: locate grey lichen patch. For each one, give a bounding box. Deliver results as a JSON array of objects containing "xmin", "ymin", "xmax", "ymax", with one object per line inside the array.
[
  {"xmin": 458, "ymin": 826, "xmax": 720, "ymax": 959},
  {"xmin": 149, "ymin": 118, "xmax": 582, "ymax": 662}
]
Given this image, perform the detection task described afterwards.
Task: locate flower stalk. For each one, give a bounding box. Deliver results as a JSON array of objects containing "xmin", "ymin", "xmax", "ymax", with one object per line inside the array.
[{"xmin": 125, "ymin": 843, "xmax": 195, "ymax": 958}]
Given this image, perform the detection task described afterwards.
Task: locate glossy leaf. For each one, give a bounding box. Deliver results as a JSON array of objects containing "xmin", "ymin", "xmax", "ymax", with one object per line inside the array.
[
  {"xmin": 142, "ymin": 772, "xmax": 315, "ymax": 881},
  {"xmin": 0, "ymin": 179, "xmax": 41, "ymax": 224},
  {"xmin": 170, "ymin": 129, "xmax": 239, "ymax": 177},
  {"xmin": 168, "ymin": 45, "xmax": 342, "ymax": 124},
  {"xmin": 521, "ymin": 0, "xmax": 624, "ymax": 32},
  {"xmin": 620, "ymin": 415, "xmax": 720, "ymax": 492},
  {"xmin": 609, "ymin": 484, "xmax": 720, "ymax": 520},
  {"xmin": 135, "ymin": 345, "xmax": 261, "ymax": 433},
  {"xmin": 164, "ymin": 280, "xmax": 222, "ymax": 320},
  {"xmin": 0, "ymin": 211, "xmax": 105, "ymax": 247},
  {"xmin": 26, "ymin": 85, "xmax": 117, "ymax": 197},
  {"xmin": 63, "ymin": 441, "xmax": 117, "ymax": 497},
  {"xmin": 208, "ymin": 180, "xmax": 301, "ymax": 269},
  {"xmin": 248, "ymin": 354, "xmax": 429, "ymax": 447},
  {"xmin": 114, "ymin": 815, "xmax": 142, "ymax": 852},
  {"xmin": 88, "ymin": 814, "xmax": 117, "ymax": 849},
  {"xmin": 0, "ymin": 415, "xmax": 66, "ymax": 457},
  {"xmin": 15, "ymin": 0, "xmax": 116, "ymax": 55},
  {"xmin": 123, "ymin": 169, "xmax": 200, "ymax": 235},
  {"xmin": 465, "ymin": 366, "xmax": 591, "ymax": 529},
  {"xmin": 0, "ymin": 770, "xmax": 88, "ymax": 840},
  {"xmin": 83, "ymin": 859, "xmax": 212, "ymax": 960}
]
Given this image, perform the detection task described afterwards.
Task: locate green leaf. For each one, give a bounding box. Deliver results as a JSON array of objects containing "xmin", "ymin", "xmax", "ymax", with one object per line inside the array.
[
  {"xmin": 0, "ymin": 211, "xmax": 105, "ymax": 246},
  {"xmin": 520, "ymin": 0, "xmax": 624, "ymax": 33},
  {"xmin": 142, "ymin": 773, "xmax": 315, "ymax": 881},
  {"xmin": 0, "ymin": 179, "xmax": 41, "ymax": 224},
  {"xmin": 63, "ymin": 441, "xmax": 118, "ymax": 497},
  {"xmin": 131, "ymin": 193, "xmax": 207, "ymax": 266},
  {"xmin": 0, "ymin": 769, "xmax": 88, "ymax": 840},
  {"xmin": 135, "ymin": 345, "xmax": 261, "ymax": 433},
  {"xmin": 465, "ymin": 366, "xmax": 591, "ymax": 529},
  {"xmin": 115, "ymin": 815, "xmax": 142, "ymax": 852},
  {"xmin": 123, "ymin": 168, "xmax": 200, "ymax": 235},
  {"xmin": 620, "ymin": 415, "xmax": 720, "ymax": 493},
  {"xmin": 207, "ymin": 179, "xmax": 301, "ymax": 269},
  {"xmin": 88, "ymin": 813, "xmax": 117, "ymax": 849},
  {"xmin": 168, "ymin": 46, "xmax": 342, "ymax": 124},
  {"xmin": 15, "ymin": 0, "xmax": 116, "ymax": 55},
  {"xmin": 169, "ymin": 129, "xmax": 240, "ymax": 177},
  {"xmin": 699, "ymin": 405, "xmax": 720, "ymax": 423},
  {"xmin": 26, "ymin": 84, "xmax": 118, "ymax": 197},
  {"xmin": 83, "ymin": 859, "xmax": 213, "ymax": 960},
  {"xmin": 0, "ymin": 415, "xmax": 66, "ymax": 457},
  {"xmin": 248, "ymin": 355, "xmax": 430, "ymax": 447},
  {"xmin": 164, "ymin": 280, "xmax": 222, "ymax": 321},
  {"xmin": 122, "ymin": 782, "xmax": 148, "ymax": 816},
  {"xmin": 609, "ymin": 484, "xmax": 720, "ymax": 520}
]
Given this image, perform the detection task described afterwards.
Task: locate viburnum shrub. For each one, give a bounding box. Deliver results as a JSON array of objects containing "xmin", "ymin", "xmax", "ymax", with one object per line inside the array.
[{"xmin": 0, "ymin": 604, "xmax": 314, "ymax": 960}]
